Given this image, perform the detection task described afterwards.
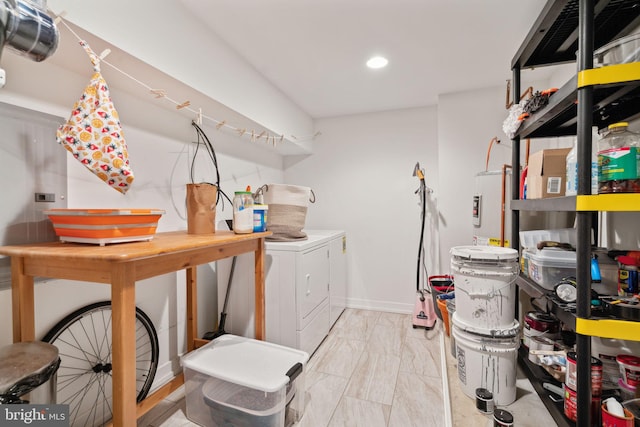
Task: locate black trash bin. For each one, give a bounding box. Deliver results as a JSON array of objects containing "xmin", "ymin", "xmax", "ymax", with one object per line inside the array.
[{"xmin": 0, "ymin": 342, "xmax": 60, "ymax": 404}]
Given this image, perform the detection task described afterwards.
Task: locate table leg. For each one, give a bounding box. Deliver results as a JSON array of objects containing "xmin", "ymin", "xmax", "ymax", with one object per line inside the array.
[
  {"xmin": 254, "ymin": 238, "xmax": 265, "ymax": 340},
  {"xmin": 186, "ymin": 267, "xmax": 197, "ymax": 352},
  {"xmin": 11, "ymin": 256, "xmax": 35, "ymax": 342},
  {"xmin": 111, "ymin": 263, "xmax": 137, "ymax": 427}
]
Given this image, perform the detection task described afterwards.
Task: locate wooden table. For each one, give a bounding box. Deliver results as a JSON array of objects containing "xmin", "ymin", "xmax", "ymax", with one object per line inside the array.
[{"xmin": 0, "ymin": 230, "xmax": 270, "ymax": 426}]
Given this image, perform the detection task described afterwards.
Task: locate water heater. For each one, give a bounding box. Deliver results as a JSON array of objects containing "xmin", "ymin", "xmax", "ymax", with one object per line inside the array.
[{"xmin": 473, "ymin": 170, "xmax": 576, "ymax": 247}]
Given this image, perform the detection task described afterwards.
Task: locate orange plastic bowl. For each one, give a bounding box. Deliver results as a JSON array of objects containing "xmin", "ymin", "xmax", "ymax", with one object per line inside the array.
[{"xmin": 45, "ymin": 209, "xmax": 165, "ymax": 245}]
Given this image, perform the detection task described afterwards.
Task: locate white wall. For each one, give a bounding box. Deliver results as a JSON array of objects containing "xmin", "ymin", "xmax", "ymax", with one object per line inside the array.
[
  {"xmin": 284, "ymin": 107, "xmax": 439, "ymax": 313},
  {"xmin": 47, "ymin": 0, "xmax": 314, "ymax": 140},
  {"xmin": 437, "ymin": 86, "xmax": 515, "ymax": 267}
]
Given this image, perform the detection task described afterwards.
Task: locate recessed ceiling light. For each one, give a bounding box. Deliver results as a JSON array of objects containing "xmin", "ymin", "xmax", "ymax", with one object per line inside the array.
[{"xmin": 366, "ymin": 56, "xmax": 388, "ymax": 69}]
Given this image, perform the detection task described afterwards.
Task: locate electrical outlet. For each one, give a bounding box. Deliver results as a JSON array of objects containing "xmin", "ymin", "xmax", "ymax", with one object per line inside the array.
[{"xmin": 35, "ymin": 193, "xmax": 55, "ymax": 202}]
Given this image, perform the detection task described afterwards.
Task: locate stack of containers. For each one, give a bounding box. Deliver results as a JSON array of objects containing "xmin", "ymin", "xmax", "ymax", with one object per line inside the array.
[
  {"xmin": 449, "ymin": 246, "xmax": 520, "ymax": 406},
  {"xmin": 181, "ymin": 334, "xmax": 309, "ymax": 427},
  {"xmin": 563, "ymin": 351, "xmax": 603, "ymax": 424}
]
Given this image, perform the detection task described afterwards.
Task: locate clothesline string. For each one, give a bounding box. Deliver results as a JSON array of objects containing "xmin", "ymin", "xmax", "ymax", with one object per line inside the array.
[{"xmin": 53, "ymin": 14, "xmax": 319, "ymax": 145}]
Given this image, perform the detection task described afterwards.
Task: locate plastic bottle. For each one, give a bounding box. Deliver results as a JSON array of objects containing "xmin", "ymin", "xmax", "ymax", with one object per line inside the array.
[
  {"xmin": 232, "ymin": 191, "xmax": 254, "ymax": 234},
  {"xmin": 598, "ymin": 122, "xmax": 640, "ymax": 193},
  {"xmin": 565, "ymin": 137, "xmax": 578, "ymax": 196},
  {"xmin": 566, "ymin": 126, "xmax": 600, "ymax": 196}
]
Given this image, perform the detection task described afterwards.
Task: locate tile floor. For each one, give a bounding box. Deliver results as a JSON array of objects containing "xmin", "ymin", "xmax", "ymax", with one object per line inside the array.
[{"xmin": 138, "ymin": 308, "xmax": 558, "ymax": 426}]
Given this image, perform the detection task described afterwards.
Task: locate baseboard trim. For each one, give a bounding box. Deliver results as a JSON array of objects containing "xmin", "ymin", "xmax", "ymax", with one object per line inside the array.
[{"xmin": 345, "ymin": 297, "xmax": 413, "ymax": 314}]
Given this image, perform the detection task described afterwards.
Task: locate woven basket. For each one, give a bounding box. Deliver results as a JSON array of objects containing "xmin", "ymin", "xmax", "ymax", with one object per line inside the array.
[{"xmin": 257, "ymin": 184, "xmax": 315, "ymax": 241}]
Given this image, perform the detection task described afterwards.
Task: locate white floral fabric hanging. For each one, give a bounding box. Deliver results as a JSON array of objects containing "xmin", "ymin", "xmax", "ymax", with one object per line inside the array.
[{"xmin": 56, "ymin": 40, "xmax": 134, "ymax": 194}]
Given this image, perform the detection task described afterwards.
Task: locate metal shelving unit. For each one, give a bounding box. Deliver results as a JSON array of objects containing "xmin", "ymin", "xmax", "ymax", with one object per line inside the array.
[{"xmin": 510, "ymin": 1, "xmax": 640, "ymax": 426}]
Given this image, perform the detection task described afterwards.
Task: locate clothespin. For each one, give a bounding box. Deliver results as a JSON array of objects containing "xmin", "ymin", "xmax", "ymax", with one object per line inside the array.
[
  {"xmin": 150, "ymin": 89, "xmax": 166, "ymax": 98},
  {"xmin": 215, "ymin": 120, "xmax": 226, "ymax": 130},
  {"xmin": 279, "ymin": 135, "xmax": 284, "ymax": 143},
  {"xmin": 176, "ymin": 100, "xmax": 191, "ymax": 110},
  {"xmin": 238, "ymin": 129, "xmax": 246, "ymax": 137},
  {"xmin": 291, "ymin": 135, "xmax": 297, "ymax": 140},
  {"xmin": 314, "ymin": 131, "xmax": 322, "ymax": 138},
  {"xmin": 257, "ymin": 131, "xmax": 266, "ymax": 140},
  {"xmin": 195, "ymin": 108, "xmax": 203, "ymax": 125},
  {"xmin": 99, "ymin": 49, "xmax": 111, "ymax": 62},
  {"xmin": 53, "ymin": 10, "xmax": 67, "ymax": 24},
  {"xmin": 251, "ymin": 130, "xmax": 255, "ymax": 142}
]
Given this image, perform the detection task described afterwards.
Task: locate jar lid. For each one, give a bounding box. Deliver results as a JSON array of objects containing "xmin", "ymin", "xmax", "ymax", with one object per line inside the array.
[
  {"xmin": 475, "ymin": 388, "xmax": 493, "ymax": 400},
  {"xmin": 566, "ymin": 351, "xmax": 603, "ymax": 366},
  {"xmin": 617, "ymin": 354, "xmax": 640, "ymax": 367},
  {"xmin": 234, "ymin": 191, "xmax": 253, "ymax": 195},
  {"xmin": 493, "ymin": 409, "xmax": 513, "ymax": 423},
  {"xmin": 253, "ymin": 204, "xmax": 269, "ymax": 209},
  {"xmin": 617, "ymin": 255, "xmax": 640, "ymax": 267}
]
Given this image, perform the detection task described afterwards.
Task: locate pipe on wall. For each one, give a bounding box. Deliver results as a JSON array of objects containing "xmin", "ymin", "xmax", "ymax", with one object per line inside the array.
[{"xmin": 0, "ymin": 0, "xmax": 58, "ymax": 62}]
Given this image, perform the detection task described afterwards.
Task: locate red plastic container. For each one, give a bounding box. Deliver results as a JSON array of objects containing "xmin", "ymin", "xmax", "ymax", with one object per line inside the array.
[
  {"xmin": 602, "ymin": 403, "xmax": 634, "ymax": 427},
  {"xmin": 617, "ymin": 354, "xmax": 640, "ymax": 387}
]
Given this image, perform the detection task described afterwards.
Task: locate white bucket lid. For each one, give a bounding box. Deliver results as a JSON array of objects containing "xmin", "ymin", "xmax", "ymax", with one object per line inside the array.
[
  {"xmin": 181, "ymin": 334, "xmax": 309, "ymax": 392},
  {"xmin": 451, "ymin": 312, "xmax": 520, "ymax": 338},
  {"xmin": 450, "ymin": 246, "xmax": 518, "ymax": 261}
]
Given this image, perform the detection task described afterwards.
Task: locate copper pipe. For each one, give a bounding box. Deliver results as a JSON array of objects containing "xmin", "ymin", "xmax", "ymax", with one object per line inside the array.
[
  {"xmin": 505, "ymin": 80, "xmax": 534, "ymax": 109},
  {"xmin": 501, "ymin": 164, "xmax": 513, "ymax": 247},
  {"xmin": 485, "ymin": 136, "xmax": 501, "ymax": 171}
]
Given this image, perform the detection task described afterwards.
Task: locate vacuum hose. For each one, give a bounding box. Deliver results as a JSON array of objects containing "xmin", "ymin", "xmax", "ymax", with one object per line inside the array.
[{"xmin": 414, "ymin": 163, "xmax": 427, "ymax": 300}]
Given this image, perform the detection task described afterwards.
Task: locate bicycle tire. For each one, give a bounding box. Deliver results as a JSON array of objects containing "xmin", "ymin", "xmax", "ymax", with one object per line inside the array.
[{"xmin": 42, "ymin": 301, "xmax": 159, "ymax": 427}]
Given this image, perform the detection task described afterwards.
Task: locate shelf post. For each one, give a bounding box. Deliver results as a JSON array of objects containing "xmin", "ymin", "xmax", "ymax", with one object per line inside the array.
[
  {"xmin": 511, "ymin": 66, "xmax": 521, "ymax": 323},
  {"xmin": 576, "ymin": 0, "xmax": 595, "ymax": 426}
]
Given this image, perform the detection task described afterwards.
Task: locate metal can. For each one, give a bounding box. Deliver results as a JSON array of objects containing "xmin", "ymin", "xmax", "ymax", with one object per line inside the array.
[
  {"xmin": 475, "ymin": 388, "xmax": 494, "ymax": 414},
  {"xmin": 523, "ymin": 311, "xmax": 560, "ymax": 348},
  {"xmin": 565, "ymin": 351, "xmax": 603, "ymax": 396},
  {"xmin": 493, "ymin": 409, "xmax": 513, "ymax": 427}
]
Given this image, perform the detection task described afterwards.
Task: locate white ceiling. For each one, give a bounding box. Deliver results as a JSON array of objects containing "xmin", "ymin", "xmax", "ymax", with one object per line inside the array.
[{"xmin": 179, "ymin": 0, "xmax": 549, "ymax": 119}]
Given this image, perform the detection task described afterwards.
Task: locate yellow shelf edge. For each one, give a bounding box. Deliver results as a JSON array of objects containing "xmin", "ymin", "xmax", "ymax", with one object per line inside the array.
[
  {"xmin": 576, "ymin": 194, "xmax": 640, "ymax": 211},
  {"xmin": 577, "ymin": 62, "xmax": 640, "ymax": 88},
  {"xmin": 576, "ymin": 318, "xmax": 640, "ymax": 340}
]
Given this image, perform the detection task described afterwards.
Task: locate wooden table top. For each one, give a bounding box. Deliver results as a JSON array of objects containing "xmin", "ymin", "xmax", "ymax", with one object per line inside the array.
[{"xmin": 0, "ymin": 230, "xmax": 271, "ymax": 261}]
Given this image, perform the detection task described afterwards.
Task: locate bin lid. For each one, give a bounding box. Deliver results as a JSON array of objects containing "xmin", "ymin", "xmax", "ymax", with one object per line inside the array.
[
  {"xmin": 527, "ymin": 248, "xmax": 576, "ymax": 265},
  {"xmin": 0, "ymin": 342, "xmax": 59, "ymax": 395},
  {"xmin": 181, "ymin": 334, "xmax": 309, "ymax": 393}
]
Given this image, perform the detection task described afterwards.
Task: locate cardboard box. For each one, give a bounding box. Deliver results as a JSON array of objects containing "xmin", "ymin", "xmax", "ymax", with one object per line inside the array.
[{"xmin": 527, "ymin": 148, "xmax": 572, "ymax": 199}]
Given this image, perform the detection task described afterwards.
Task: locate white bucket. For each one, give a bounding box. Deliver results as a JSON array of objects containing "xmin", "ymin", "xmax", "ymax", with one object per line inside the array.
[
  {"xmin": 452, "ymin": 319, "xmax": 520, "ymax": 406},
  {"xmin": 450, "ymin": 246, "xmax": 519, "ymax": 334}
]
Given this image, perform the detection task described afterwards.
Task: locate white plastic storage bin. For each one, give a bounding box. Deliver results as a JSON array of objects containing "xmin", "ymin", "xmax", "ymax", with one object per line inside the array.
[
  {"xmin": 526, "ymin": 248, "xmax": 576, "ymax": 289},
  {"xmin": 181, "ymin": 334, "xmax": 309, "ymax": 427},
  {"xmin": 519, "ymin": 228, "xmax": 577, "ymax": 250}
]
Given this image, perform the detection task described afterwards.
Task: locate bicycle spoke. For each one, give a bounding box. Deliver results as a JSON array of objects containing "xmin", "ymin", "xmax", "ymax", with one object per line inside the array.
[{"xmin": 43, "ymin": 302, "xmax": 158, "ymax": 426}]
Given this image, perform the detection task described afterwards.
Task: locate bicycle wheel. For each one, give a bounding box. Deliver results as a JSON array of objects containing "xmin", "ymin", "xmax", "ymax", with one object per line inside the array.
[{"xmin": 42, "ymin": 301, "xmax": 159, "ymax": 427}]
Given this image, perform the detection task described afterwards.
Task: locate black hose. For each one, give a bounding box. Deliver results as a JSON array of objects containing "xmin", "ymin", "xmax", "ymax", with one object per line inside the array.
[
  {"xmin": 416, "ymin": 178, "xmax": 426, "ymax": 298},
  {"xmin": 190, "ymin": 121, "xmax": 233, "ymax": 209}
]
